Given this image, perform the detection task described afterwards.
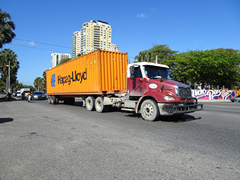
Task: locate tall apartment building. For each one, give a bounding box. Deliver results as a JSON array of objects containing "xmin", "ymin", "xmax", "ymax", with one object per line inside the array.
[
  {"xmin": 51, "ymin": 53, "xmax": 71, "ymax": 68},
  {"xmin": 72, "ymin": 20, "xmax": 118, "ymax": 57},
  {"xmin": 72, "ymin": 31, "xmax": 81, "ymax": 59}
]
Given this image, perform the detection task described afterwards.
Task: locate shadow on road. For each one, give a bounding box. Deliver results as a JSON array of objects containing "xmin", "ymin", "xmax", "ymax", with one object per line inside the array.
[
  {"xmin": 159, "ymin": 114, "xmax": 202, "ymax": 123},
  {"xmin": 124, "ymin": 113, "xmax": 201, "ymax": 123},
  {"xmin": 0, "ymin": 118, "xmax": 14, "ymax": 124}
]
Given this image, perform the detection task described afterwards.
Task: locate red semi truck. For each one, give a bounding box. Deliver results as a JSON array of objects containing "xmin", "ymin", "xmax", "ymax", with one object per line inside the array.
[{"xmin": 46, "ymin": 50, "xmax": 203, "ymax": 121}]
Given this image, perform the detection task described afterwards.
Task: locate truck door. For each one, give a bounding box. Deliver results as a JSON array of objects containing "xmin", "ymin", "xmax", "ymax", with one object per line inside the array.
[{"xmin": 128, "ymin": 66, "xmax": 147, "ymax": 98}]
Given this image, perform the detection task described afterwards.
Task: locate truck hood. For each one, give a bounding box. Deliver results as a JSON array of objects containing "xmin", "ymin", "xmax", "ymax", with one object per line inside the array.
[
  {"xmin": 162, "ymin": 79, "xmax": 186, "ymax": 86},
  {"xmin": 150, "ymin": 79, "xmax": 186, "ymax": 86}
]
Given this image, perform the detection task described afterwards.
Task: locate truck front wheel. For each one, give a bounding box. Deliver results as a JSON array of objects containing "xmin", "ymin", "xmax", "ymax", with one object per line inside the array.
[
  {"xmin": 140, "ymin": 99, "xmax": 159, "ymax": 121},
  {"xmin": 86, "ymin": 96, "xmax": 95, "ymax": 111}
]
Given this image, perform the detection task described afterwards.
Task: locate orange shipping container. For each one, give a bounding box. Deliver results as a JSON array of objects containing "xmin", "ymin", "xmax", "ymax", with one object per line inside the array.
[{"xmin": 46, "ymin": 49, "xmax": 128, "ymax": 96}]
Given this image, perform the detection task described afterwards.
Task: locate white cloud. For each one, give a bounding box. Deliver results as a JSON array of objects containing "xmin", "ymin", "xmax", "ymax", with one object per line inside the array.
[
  {"xmin": 28, "ymin": 41, "xmax": 36, "ymax": 46},
  {"xmin": 136, "ymin": 13, "xmax": 146, "ymax": 18}
]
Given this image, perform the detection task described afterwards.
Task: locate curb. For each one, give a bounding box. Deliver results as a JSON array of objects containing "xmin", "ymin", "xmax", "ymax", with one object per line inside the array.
[{"xmin": 198, "ymin": 100, "xmax": 230, "ymax": 103}]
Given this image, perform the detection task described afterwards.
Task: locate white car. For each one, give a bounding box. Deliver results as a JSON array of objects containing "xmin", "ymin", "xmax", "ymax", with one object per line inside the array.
[{"xmin": 16, "ymin": 91, "xmax": 21, "ymax": 97}]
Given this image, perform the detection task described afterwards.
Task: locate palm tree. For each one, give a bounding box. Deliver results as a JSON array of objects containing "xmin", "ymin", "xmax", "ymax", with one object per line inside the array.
[
  {"xmin": 34, "ymin": 77, "xmax": 44, "ymax": 92},
  {"xmin": 41, "ymin": 70, "xmax": 48, "ymax": 92},
  {"xmin": 0, "ymin": 48, "xmax": 19, "ymax": 92},
  {"xmin": 134, "ymin": 50, "xmax": 148, "ymax": 62},
  {"xmin": 0, "ymin": 9, "xmax": 16, "ymax": 48}
]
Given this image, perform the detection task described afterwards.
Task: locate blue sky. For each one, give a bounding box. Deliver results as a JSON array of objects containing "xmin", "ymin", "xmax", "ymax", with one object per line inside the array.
[{"xmin": 2, "ymin": 0, "xmax": 240, "ymax": 86}]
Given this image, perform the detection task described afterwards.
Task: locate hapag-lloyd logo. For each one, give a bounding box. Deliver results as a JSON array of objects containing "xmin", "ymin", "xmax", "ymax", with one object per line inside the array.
[{"xmin": 51, "ymin": 68, "xmax": 87, "ymax": 87}]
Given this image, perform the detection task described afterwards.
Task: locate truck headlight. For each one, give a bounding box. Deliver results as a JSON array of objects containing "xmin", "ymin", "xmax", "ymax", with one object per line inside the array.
[{"xmin": 164, "ymin": 96, "xmax": 175, "ymax": 100}]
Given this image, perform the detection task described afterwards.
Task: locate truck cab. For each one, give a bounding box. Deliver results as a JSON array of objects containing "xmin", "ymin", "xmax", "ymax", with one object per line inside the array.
[{"xmin": 123, "ymin": 62, "xmax": 203, "ymax": 121}]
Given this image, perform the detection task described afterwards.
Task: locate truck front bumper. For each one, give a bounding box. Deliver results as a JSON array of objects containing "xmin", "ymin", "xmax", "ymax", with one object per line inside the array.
[{"xmin": 158, "ymin": 97, "xmax": 203, "ymax": 116}]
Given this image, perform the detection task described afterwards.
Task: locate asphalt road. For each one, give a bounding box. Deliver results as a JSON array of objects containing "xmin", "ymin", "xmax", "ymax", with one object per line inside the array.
[{"xmin": 0, "ymin": 99, "xmax": 239, "ymax": 179}]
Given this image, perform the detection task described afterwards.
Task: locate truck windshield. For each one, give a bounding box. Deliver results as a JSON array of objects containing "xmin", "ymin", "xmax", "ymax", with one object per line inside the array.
[{"xmin": 144, "ymin": 66, "xmax": 171, "ymax": 79}]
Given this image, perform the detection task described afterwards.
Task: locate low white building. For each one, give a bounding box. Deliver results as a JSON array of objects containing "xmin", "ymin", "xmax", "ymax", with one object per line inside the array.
[
  {"xmin": 110, "ymin": 44, "xmax": 119, "ymax": 52},
  {"xmin": 51, "ymin": 53, "xmax": 71, "ymax": 68}
]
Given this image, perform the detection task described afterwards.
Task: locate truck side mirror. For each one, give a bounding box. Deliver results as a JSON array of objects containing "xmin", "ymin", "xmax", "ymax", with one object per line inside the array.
[{"xmin": 130, "ymin": 66, "xmax": 134, "ymax": 80}]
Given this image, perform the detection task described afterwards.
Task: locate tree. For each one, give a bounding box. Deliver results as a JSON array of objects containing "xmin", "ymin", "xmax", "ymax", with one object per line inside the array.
[
  {"xmin": 41, "ymin": 69, "xmax": 48, "ymax": 92},
  {"xmin": 57, "ymin": 58, "xmax": 71, "ymax": 66},
  {"xmin": 0, "ymin": 48, "xmax": 19, "ymax": 92},
  {"xmin": 77, "ymin": 53, "xmax": 83, "ymax": 57},
  {"xmin": 134, "ymin": 50, "xmax": 148, "ymax": 62},
  {"xmin": 34, "ymin": 77, "xmax": 44, "ymax": 92},
  {"xmin": 0, "ymin": 79, "xmax": 5, "ymax": 92},
  {"xmin": 134, "ymin": 44, "xmax": 178, "ymax": 63},
  {"xmin": 11, "ymin": 80, "xmax": 23, "ymax": 92},
  {"xmin": 149, "ymin": 44, "xmax": 178, "ymax": 64},
  {"xmin": 0, "ymin": 9, "xmax": 16, "ymax": 48},
  {"xmin": 165, "ymin": 49, "xmax": 240, "ymax": 89}
]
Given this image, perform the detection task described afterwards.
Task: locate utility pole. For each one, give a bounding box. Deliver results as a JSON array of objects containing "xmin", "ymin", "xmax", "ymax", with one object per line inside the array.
[{"xmin": 8, "ymin": 61, "xmax": 10, "ymax": 93}]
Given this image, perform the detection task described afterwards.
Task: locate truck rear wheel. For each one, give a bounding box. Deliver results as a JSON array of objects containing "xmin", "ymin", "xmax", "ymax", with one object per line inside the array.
[
  {"xmin": 51, "ymin": 96, "xmax": 56, "ymax": 104},
  {"xmin": 140, "ymin": 99, "xmax": 159, "ymax": 121},
  {"xmin": 95, "ymin": 97, "xmax": 105, "ymax": 113},
  {"xmin": 86, "ymin": 96, "xmax": 95, "ymax": 111},
  {"xmin": 48, "ymin": 96, "xmax": 52, "ymax": 104}
]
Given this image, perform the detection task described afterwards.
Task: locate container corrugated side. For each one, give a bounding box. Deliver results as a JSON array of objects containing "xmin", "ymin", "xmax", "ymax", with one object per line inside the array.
[
  {"xmin": 46, "ymin": 49, "xmax": 128, "ymax": 95},
  {"xmin": 99, "ymin": 50, "xmax": 128, "ymax": 93}
]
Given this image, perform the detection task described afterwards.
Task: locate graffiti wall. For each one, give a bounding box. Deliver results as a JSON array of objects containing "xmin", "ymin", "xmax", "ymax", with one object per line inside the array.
[{"xmin": 192, "ymin": 90, "xmax": 240, "ymax": 100}]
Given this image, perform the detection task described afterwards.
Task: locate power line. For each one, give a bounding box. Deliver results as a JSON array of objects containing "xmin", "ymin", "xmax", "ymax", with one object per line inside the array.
[
  {"xmin": 11, "ymin": 43, "xmax": 71, "ymax": 53},
  {"xmin": 15, "ymin": 38, "xmax": 72, "ymax": 49}
]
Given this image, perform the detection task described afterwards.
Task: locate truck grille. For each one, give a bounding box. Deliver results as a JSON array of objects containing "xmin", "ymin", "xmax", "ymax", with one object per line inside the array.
[{"xmin": 178, "ymin": 86, "xmax": 192, "ymax": 98}]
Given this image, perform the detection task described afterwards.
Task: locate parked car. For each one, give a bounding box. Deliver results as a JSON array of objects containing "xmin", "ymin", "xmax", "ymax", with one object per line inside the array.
[
  {"xmin": 16, "ymin": 91, "xmax": 21, "ymax": 97},
  {"xmin": 32, "ymin": 92, "xmax": 46, "ymax": 100},
  {"xmin": 230, "ymin": 95, "xmax": 240, "ymax": 102}
]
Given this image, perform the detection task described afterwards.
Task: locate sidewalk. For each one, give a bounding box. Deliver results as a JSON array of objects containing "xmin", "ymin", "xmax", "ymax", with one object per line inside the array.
[{"xmin": 198, "ymin": 100, "xmax": 230, "ymax": 103}]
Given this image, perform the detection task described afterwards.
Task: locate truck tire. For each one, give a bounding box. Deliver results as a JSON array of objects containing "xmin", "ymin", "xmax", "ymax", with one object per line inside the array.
[
  {"xmin": 140, "ymin": 99, "xmax": 159, "ymax": 121},
  {"xmin": 86, "ymin": 96, "xmax": 95, "ymax": 111},
  {"xmin": 95, "ymin": 97, "xmax": 105, "ymax": 113},
  {"xmin": 48, "ymin": 96, "xmax": 52, "ymax": 104},
  {"xmin": 55, "ymin": 96, "xmax": 59, "ymax": 104},
  {"xmin": 51, "ymin": 96, "xmax": 56, "ymax": 104}
]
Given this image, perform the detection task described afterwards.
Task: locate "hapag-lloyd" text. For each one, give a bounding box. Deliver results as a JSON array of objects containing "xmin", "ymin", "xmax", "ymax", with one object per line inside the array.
[{"xmin": 58, "ymin": 68, "xmax": 87, "ymax": 85}]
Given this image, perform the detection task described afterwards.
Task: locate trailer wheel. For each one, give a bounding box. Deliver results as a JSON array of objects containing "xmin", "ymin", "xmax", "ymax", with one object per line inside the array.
[
  {"xmin": 55, "ymin": 96, "xmax": 59, "ymax": 104},
  {"xmin": 95, "ymin": 97, "xmax": 105, "ymax": 113},
  {"xmin": 140, "ymin": 99, "xmax": 159, "ymax": 121},
  {"xmin": 51, "ymin": 96, "xmax": 56, "ymax": 104},
  {"xmin": 48, "ymin": 96, "xmax": 52, "ymax": 104},
  {"xmin": 86, "ymin": 96, "xmax": 95, "ymax": 111}
]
